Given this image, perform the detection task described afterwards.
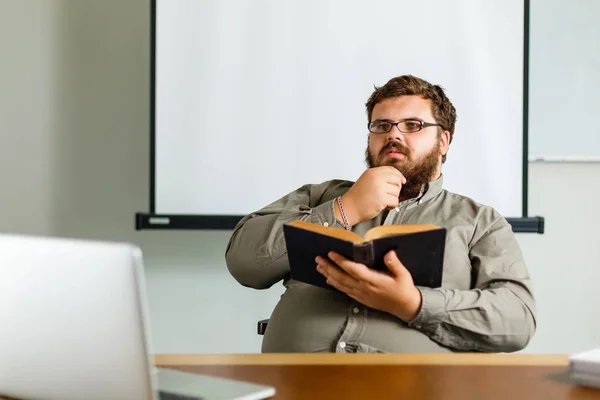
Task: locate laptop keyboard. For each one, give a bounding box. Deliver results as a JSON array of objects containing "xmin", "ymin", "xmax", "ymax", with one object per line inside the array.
[{"xmin": 158, "ymin": 390, "xmax": 205, "ymax": 400}]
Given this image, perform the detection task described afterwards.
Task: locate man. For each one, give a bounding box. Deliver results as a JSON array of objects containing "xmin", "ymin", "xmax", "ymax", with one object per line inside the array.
[{"xmin": 225, "ymin": 75, "xmax": 536, "ymax": 353}]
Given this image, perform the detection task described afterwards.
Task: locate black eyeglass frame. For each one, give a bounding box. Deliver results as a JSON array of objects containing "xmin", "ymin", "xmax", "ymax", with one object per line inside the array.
[{"xmin": 367, "ymin": 119, "xmax": 444, "ymax": 134}]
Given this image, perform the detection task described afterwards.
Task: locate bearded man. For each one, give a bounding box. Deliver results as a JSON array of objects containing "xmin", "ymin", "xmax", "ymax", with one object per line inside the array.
[{"xmin": 225, "ymin": 75, "xmax": 536, "ymax": 353}]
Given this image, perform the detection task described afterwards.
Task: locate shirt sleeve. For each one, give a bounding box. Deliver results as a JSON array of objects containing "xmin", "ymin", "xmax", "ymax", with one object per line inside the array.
[
  {"xmin": 225, "ymin": 182, "xmax": 347, "ymax": 289},
  {"xmin": 406, "ymin": 214, "xmax": 537, "ymax": 352}
]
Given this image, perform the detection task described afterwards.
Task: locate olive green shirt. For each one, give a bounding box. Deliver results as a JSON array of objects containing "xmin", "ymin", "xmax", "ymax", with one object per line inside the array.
[{"xmin": 225, "ymin": 176, "xmax": 536, "ymax": 353}]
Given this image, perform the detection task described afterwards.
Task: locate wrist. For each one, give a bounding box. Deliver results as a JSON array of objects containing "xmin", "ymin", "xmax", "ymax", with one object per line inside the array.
[{"xmin": 396, "ymin": 286, "xmax": 423, "ymax": 322}]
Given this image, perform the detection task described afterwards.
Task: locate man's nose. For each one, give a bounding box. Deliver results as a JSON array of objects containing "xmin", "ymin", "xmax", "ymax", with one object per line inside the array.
[{"xmin": 385, "ymin": 125, "xmax": 405, "ymax": 142}]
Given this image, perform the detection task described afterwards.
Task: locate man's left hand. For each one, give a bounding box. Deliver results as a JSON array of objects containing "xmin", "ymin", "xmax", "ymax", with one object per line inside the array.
[{"xmin": 316, "ymin": 250, "xmax": 422, "ymax": 322}]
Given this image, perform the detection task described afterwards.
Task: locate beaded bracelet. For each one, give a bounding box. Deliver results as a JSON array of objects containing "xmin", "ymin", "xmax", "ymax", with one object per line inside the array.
[{"xmin": 336, "ymin": 196, "xmax": 352, "ymax": 231}]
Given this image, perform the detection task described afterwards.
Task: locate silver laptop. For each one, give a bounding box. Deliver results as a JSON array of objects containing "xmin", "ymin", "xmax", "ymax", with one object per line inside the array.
[{"xmin": 0, "ymin": 233, "xmax": 275, "ymax": 400}]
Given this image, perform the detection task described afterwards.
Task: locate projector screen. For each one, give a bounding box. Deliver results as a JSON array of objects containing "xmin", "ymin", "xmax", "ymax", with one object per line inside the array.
[{"xmin": 145, "ymin": 0, "xmax": 536, "ymax": 231}]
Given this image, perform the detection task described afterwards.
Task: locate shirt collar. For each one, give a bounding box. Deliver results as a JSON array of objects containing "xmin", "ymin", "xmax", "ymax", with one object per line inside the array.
[{"xmin": 416, "ymin": 174, "xmax": 444, "ymax": 204}]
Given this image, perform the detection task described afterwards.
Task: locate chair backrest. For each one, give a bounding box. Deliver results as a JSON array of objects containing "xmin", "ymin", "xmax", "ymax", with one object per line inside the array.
[{"xmin": 257, "ymin": 319, "xmax": 269, "ymax": 335}]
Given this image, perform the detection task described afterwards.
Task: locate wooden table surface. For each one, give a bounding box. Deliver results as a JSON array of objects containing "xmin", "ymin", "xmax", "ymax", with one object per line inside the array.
[
  {"xmin": 1, "ymin": 354, "xmax": 598, "ymax": 399},
  {"xmin": 155, "ymin": 353, "xmax": 600, "ymax": 400}
]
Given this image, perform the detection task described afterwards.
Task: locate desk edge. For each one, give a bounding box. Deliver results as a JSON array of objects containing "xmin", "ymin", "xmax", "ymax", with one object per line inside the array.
[{"xmin": 153, "ymin": 353, "xmax": 570, "ymax": 367}]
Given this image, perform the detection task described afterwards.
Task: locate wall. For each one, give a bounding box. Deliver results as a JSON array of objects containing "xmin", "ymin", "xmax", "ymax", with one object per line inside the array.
[
  {"xmin": 0, "ymin": 0, "xmax": 598, "ymax": 354},
  {"xmin": 528, "ymin": 0, "xmax": 600, "ymax": 158},
  {"xmin": 0, "ymin": 0, "xmax": 283, "ymax": 354},
  {"xmin": 517, "ymin": 163, "xmax": 600, "ymax": 353}
]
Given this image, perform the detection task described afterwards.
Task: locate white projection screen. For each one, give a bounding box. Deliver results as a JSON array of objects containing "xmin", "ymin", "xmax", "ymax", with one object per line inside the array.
[{"xmin": 141, "ymin": 0, "xmax": 542, "ymax": 232}]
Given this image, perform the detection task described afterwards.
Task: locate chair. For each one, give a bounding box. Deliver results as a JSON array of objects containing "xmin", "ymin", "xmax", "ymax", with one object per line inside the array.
[{"xmin": 257, "ymin": 319, "xmax": 269, "ymax": 335}]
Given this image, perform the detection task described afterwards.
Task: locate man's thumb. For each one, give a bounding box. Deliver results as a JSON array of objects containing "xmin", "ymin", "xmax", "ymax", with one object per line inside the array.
[{"xmin": 384, "ymin": 250, "xmax": 406, "ymax": 277}]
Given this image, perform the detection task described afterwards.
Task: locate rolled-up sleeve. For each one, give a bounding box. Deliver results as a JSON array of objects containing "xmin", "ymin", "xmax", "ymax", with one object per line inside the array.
[{"xmin": 407, "ymin": 215, "xmax": 537, "ymax": 352}]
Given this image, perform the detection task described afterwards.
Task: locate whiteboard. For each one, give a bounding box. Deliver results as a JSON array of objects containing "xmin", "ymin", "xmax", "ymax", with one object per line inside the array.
[
  {"xmin": 528, "ymin": 0, "xmax": 600, "ymax": 159},
  {"xmin": 154, "ymin": 0, "xmax": 525, "ymax": 217}
]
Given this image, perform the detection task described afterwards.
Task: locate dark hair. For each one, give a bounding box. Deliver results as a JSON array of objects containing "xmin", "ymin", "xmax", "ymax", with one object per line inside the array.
[{"xmin": 365, "ymin": 75, "xmax": 457, "ymax": 163}]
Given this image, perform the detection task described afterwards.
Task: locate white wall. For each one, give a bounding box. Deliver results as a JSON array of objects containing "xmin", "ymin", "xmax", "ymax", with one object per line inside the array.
[
  {"xmin": 1, "ymin": 0, "xmax": 598, "ymax": 355},
  {"xmin": 0, "ymin": 0, "xmax": 282, "ymax": 354},
  {"xmin": 517, "ymin": 163, "xmax": 600, "ymax": 354}
]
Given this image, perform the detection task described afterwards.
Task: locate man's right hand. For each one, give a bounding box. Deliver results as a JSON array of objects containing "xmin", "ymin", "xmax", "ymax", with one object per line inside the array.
[{"xmin": 336, "ymin": 166, "xmax": 406, "ymax": 227}]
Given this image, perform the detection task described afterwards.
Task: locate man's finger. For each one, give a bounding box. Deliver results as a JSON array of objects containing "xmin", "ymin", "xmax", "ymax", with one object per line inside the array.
[
  {"xmin": 327, "ymin": 252, "xmax": 371, "ymax": 281},
  {"xmin": 383, "ymin": 167, "xmax": 407, "ymax": 185},
  {"xmin": 328, "ymin": 252, "xmax": 383, "ymax": 286},
  {"xmin": 384, "ymin": 172, "xmax": 406, "ymax": 187},
  {"xmin": 385, "ymin": 184, "xmax": 401, "ymax": 198},
  {"xmin": 385, "ymin": 250, "xmax": 408, "ymax": 278},
  {"xmin": 324, "ymin": 273, "xmax": 356, "ymax": 295},
  {"xmin": 385, "ymin": 193, "xmax": 400, "ymax": 209},
  {"xmin": 316, "ymin": 256, "xmax": 359, "ymax": 287}
]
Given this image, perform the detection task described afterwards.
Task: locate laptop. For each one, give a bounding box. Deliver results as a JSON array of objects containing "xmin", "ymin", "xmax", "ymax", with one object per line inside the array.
[{"xmin": 0, "ymin": 233, "xmax": 275, "ymax": 400}]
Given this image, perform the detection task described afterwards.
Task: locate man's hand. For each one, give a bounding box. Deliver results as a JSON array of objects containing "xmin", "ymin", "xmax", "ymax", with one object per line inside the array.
[
  {"xmin": 315, "ymin": 250, "xmax": 422, "ymax": 322},
  {"xmin": 337, "ymin": 167, "xmax": 406, "ymax": 226}
]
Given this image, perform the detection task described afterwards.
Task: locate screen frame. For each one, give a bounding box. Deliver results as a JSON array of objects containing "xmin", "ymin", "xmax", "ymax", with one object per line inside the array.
[{"xmin": 138, "ymin": 0, "xmax": 543, "ymax": 233}]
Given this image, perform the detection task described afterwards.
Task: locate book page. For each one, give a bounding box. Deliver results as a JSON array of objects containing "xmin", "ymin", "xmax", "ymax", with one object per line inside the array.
[
  {"xmin": 288, "ymin": 220, "xmax": 364, "ymax": 244},
  {"xmin": 364, "ymin": 224, "xmax": 441, "ymax": 242}
]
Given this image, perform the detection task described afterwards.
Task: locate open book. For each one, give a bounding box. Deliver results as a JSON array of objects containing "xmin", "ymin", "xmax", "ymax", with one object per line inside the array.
[{"xmin": 282, "ymin": 220, "xmax": 446, "ymax": 291}]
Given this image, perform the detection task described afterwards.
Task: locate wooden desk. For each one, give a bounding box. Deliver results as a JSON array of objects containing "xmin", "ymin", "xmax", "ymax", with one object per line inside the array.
[
  {"xmin": 1, "ymin": 354, "xmax": 597, "ymax": 399},
  {"xmin": 155, "ymin": 353, "xmax": 600, "ymax": 399}
]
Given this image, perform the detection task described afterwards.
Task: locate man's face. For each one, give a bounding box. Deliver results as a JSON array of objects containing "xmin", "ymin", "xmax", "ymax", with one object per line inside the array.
[{"xmin": 365, "ymin": 95, "xmax": 450, "ymax": 198}]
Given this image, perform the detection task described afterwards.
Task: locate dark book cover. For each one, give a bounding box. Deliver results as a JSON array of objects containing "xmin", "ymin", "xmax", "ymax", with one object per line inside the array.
[{"xmin": 283, "ymin": 222, "xmax": 446, "ymax": 292}]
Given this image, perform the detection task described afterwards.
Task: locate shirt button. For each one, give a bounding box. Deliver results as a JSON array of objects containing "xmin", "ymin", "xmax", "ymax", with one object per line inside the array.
[
  {"xmin": 394, "ymin": 207, "xmax": 400, "ymax": 212},
  {"xmin": 415, "ymin": 325, "xmax": 422, "ymax": 330},
  {"xmin": 352, "ymin": 307, "xmax": 360, "ymax": 315},
  {"xmin": 323, "ymin": 222, "xmax": 329, "ymax": 227},
  {"xmin": 339, "ymin": 341, "xmax": 346, "ymax": 349}
]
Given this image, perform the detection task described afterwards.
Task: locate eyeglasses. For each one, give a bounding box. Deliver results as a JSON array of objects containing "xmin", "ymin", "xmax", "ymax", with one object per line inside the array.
[{"xmin": 368, "ymin": 119, "xmax": 443, "ymax": 134}]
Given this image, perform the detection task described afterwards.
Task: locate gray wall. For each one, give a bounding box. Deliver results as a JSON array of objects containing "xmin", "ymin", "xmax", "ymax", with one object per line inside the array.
[{"xmin": 1, "ymin": 0, "xmax": 598, "ymax": 354}]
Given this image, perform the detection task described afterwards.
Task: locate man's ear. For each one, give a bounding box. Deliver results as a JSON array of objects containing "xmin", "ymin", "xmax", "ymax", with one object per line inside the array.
[{"xmin": 439, "ymin": 130, "xmax": 450, "ymax": 156}]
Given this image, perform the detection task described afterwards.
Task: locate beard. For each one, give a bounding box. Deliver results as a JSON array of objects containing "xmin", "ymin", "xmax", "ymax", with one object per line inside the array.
[{"xmin": 365, "ymin": 139, "xmax": 441, "ymax": 201}]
